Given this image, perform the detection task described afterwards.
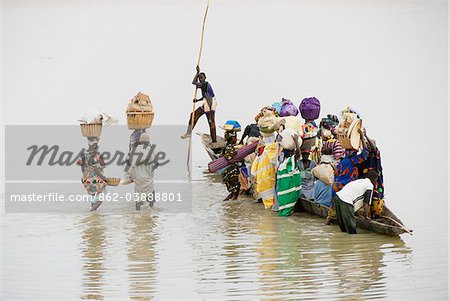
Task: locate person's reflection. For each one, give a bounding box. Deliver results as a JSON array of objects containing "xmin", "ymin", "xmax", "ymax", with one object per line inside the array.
[
  {"xmin": 329, "ymin": 234, "xmax": 412, "ymax": 300},
  {"xmin": 254, "ymin": 208, "xmax": 281, "ymax": 298},
  {"xmin": 221, "ymin": 200, "xmax": 253, "ymax": 285},
  {"xmin": 275, "ymin": 215, "xmax": 322, "ymax": 297},
  {"xmin": 80, "ymin": 213, "xmax": 107, "ymax": 300},
  {"xmin": 127, "ymin": 212, "xmax": 158, "ymax": 300}
]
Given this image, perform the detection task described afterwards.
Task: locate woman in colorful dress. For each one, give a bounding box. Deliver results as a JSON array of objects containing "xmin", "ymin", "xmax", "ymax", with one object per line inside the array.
[
  {"xmin": 220, "ymin": 121, "xmax": 242, "ymax": 201},
  {"xmin": 319, "ymin": 114, "xmax": 345, "ymax": 164},
  {"xmin": 77, "ymin": 137, "xmax": 107, "ymax": 211},
  {"xmin": 326, "ymin": 130, "xmax": 370, "ymax": 224},
  {"xmin": 277, "ymin": 129, "xmax": 302, "ymax": 216}
]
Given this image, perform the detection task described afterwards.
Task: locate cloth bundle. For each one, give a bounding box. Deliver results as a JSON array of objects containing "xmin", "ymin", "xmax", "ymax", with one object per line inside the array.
[
  {"xmin": 279, "ymin": 98, "xmax": 299, "ymax": 117},
  {"xmin": 127, "ymin": 92, "xmax": 153, "ymax": 112},
  {"xmin": 271, "ymin": 102, "xmax": 282, "ymax": 114},
  {"xmin": 208, "ymin": 141, "xmax": 259, "ymax": 173},
  {"xmin": 256, "ymin": 107, "xmax": 279, "ymax": 136},
  {"xmin": 312, "ymin": 163, "xmax": 334, "ymax": 186},
  {"xmin": 278, "ymin": 116, "xmax": 301, "ymax": 133},
  {"xmin": 279, "ymin": 128, "xmax": 301, "ymax": 150},
  {"xmin": 78, "ymin": 112, "xmax": 118, "ymax": 125},
  {"xmin": 299, "ymin": 97, "xmax": 321, "ymax": 121}
]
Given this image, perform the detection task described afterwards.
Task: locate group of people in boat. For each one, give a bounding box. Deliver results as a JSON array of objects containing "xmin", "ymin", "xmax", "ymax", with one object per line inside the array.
[
  {"xmin": 216, "ymin": 107, "xmax": 384, "ymax": 234},
  {"xmin": 188, "ymin": 69, "xmax": 385, "ymax": 234}
]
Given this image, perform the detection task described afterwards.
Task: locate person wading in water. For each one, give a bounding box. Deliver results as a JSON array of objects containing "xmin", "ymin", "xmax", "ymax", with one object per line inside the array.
[{"xmin": 181, "ymin": 66, "xmax": 217, "ymax": 142}]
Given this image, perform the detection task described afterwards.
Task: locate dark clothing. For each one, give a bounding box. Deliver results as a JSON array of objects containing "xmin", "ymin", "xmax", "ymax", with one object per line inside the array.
[
  {"xmin": 188, "ymin": 107, "xmax": 216, "ymax": 142},
  {"xmin": 335, "ymin": 196, "xmax": 357, "ymax": 234},
  {"xmin": 239, "ymin": 123, "xmax": 260, "ymax": 144},
  {"xmin": 221, "ymin": 136, "xmax": 240, "ymax": 195},
  {"xmin": 243, "ymin": 123, "xmax": 260, "ymax": 138},
  {"xmin": 222, "ymin": 164, "xmax": 240, "ymax": 194},
  {"xmin": 358, "ymin": 147, "xmax": 384, "ymax": 199},
  {"xmin": 195, "ymin": 81, "xmax": 215, "ymax": 99}
]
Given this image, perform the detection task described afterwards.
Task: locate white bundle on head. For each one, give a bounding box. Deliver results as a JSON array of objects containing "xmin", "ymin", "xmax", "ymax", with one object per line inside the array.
[
  {"xmin": 279, "ymin": 128, "xmax": 302, "ymax": 150},
  {"xmin": 99, "ymin": 112, "xmax": 118, "ymax": 125},
  {"xmin": 278, "ymin": 116, "xmax": 301, "ymax": 134},
  {"xmin": 78, "ymin": 111, "xmax": 118, "ymax": 125}
]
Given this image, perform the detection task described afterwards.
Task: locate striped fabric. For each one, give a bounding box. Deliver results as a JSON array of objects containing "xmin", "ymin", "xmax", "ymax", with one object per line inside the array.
[
  {"xmin": 277, "ymin": 156, "xmax": 302, "ymax": 217},
  {"xmin": 208, "ymin": 142, "xmax": 258, "ymax": 173},
  {"xmin": 322, "ymin": 139, "xmax": 345, "ymax": 160}
]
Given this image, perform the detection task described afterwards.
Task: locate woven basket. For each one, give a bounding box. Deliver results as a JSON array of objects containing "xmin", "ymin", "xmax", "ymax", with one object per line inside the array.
[
  {"xmin": 337, "ymin": 119, "xmax": 362, "ymax": 150},
  {"xmin": 127, "ymin": 112, "xmax": 154, "ymax": 129},
  {"xmin": 106, "ymin": 177, "xmax": 120, "ymax": 186},
  {"xmin": 80, "ymin": 123, "xmax": 102, "ymax": 137}
]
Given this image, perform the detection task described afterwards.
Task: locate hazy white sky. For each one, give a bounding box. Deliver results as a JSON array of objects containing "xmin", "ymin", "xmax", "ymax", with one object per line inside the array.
[{"xmin": 1, "ymin": 0, "xmax": 448, "ymax": 212}]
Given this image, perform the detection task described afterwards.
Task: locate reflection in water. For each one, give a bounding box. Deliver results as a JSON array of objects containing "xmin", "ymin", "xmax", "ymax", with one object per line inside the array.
[
  {"xmin": 126, "ymin": 213, "xmax": 158, "ymax": 300},
  {"xmin": 254, "ymin": 208, "xmax": 281, "ymax": 299},
  {"xmin": 4, "ymin": 171, "xmax": 414, "ymax": 300},
  {"xmin": 80, "ymin": 214, "xmax": 107, "ymax": 300},
  {"xmin": 196, "ymin": 171, "xmax": 414, "ymax": 300},
  {"xmin": 219, "ymin": 194, "xmax": 413, "ymax": 300},
  {"xmin": 327, "ymin": 234, "xmax": 390, "ymax": 300}
]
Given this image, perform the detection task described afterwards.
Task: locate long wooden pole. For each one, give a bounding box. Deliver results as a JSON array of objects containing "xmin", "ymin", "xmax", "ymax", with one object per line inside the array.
[
  {"xmin": 380, "ymin": 215, "xmax": 413, "ymax": 235},
  {"xmin": 187, "ymin": 0, "xmax": 210, "ymax": 176}
]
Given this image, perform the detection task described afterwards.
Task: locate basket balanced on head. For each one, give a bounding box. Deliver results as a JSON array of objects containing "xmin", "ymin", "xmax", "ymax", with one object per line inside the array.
[
  {"xmin": 126, "ymin": 92, "xmax": 154, "ymax": 130},
  {"xmin": 80, "ymin": 123, "xmax": 102, "ymax": 138},
  {"xmin": 336, "ymin": 110, "xmax": 362, "ymax": 150}
]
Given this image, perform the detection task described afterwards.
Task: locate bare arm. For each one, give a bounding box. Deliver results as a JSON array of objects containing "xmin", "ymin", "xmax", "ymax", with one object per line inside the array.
[
  {"xmin": 362, "ymin": 189, "xmax": 373, "ymax": 219},
  {"xmin": 292, "ymin": 133, "xmax": 301, "ymax": 160}
]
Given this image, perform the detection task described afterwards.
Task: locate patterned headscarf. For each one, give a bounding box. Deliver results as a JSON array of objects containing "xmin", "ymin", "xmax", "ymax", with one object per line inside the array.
[
  {"xmin": 254, "ymin": 106, "xmax": 279, "ymax": 122},
  {"xmin": 319, "ymin": 114, "xmax": 339, "ymax": 131}
]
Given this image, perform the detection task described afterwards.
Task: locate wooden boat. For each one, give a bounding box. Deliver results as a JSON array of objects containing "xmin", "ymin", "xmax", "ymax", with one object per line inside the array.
[
  {"xmin": 198, "ymin": 133, "xmax": 225, "ymax": 160},
  {"xmin": 296, "ymin": 197, "xmax": 412, "ymax": 236}
]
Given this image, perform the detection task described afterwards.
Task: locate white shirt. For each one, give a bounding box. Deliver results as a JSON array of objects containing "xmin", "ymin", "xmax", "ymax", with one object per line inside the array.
[{"xmin": 337, "ymin": 178, "xmax": 373, "ymax": 212}]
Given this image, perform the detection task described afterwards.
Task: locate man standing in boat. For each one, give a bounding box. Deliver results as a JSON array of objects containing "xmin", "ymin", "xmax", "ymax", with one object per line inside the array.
[{"xmin": 181, "ymin": 66, "xmax": 217, "ymax": 142}]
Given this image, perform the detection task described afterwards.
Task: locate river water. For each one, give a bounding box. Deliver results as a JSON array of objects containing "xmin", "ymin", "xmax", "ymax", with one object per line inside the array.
[
  {"xmin": 1, "ymin": 0, "xmax": 448, "ymax": 300},
  {"xmin": 2, "ymin": 167, "xmax": 448, "ymax": 300}
]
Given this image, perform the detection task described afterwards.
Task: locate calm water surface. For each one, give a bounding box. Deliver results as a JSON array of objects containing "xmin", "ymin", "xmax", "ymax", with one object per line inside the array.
[{"xmin": 2, "ymin": 168, "xmax": 447, "ymax": 300}]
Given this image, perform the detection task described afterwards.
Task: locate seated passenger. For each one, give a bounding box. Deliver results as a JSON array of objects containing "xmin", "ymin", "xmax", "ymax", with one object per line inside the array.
[
  {"xmin": 313, "ymin": 179, "xmax": 332, "ymax": 207},
  {"xmin": 299, "ymin": 149, "xmax": 316, "ymax": 200}
]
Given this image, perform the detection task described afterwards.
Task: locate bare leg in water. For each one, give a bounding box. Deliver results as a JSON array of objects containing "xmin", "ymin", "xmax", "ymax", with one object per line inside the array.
[{"xmin": 90, "ymin": 201, "xmax": 103, "ymax": 211}]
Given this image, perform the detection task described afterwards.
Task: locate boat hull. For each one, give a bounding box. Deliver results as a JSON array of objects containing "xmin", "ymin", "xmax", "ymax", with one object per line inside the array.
[
  {"xmin": 198, "ymin": 133, "xmax": 225, "ymax": 161},
  {"xmin": 297, "ymin": 198, "xmax": 410, "ymax": 236}
]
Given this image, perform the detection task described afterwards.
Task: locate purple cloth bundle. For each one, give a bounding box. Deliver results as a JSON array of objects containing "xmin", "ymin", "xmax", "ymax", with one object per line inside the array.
[
  {"xmin": 279, "ymin": 98, "xmax": 299, "ymax": 117},
  {"xmin": 299, "ymin": 97, "xmax": 321, "ymax": 120},
  {"xmin": 208, "ymin": 142, "xmax": 258, "ymax": 173}
]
